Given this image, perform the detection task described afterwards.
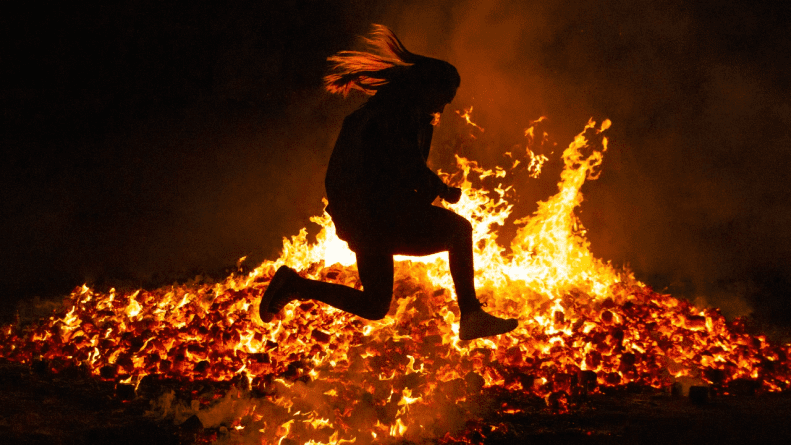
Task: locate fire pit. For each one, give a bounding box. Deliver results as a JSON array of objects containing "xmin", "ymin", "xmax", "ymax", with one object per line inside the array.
[{"xmin": 2, "ymin": 117, "xmax": 789, "ymax": 444}]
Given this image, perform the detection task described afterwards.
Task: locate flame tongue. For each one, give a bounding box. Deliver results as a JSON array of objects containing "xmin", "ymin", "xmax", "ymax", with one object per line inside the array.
[{"xmin": 2, "ymin": 118, "xmax": 790, "ymax": 445}]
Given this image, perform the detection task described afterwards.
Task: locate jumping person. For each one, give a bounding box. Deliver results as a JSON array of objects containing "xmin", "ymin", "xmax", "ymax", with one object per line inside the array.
[{"xmin": 259, "ymin": 25, "xmax": 517, "ymax": 341}]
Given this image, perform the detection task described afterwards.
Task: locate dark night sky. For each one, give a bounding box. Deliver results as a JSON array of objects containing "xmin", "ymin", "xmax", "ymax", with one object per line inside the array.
[{"xmin": 2, "ymin": 1, "xmax": 790, "ymax": 329}]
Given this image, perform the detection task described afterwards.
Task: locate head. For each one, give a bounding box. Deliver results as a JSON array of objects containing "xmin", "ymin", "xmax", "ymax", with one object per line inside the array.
[
  {"xmin": 325, "ymin": 25, "xmax": 460, "ymax": 114},
  {"xmin": 398, "ymin": 58, "xmax": 460, "ymax": 114}
]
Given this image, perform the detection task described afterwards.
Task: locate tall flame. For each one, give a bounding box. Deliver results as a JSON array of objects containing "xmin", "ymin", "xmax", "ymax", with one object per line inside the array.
[{"xmin": 1, "ymin": 116, "xmax": 789, "ymax": 445}]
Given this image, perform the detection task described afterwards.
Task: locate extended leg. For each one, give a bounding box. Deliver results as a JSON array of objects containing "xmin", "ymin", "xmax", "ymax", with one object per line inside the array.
[{"xmin": 260, "ymin": 252, "xmax": 394, "ymax": 321}]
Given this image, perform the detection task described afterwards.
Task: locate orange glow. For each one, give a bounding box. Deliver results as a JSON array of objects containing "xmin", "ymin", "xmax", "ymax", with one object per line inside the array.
[{"xmin": 1, "ymin": 114, "xmax": 789, "ymax": 444}]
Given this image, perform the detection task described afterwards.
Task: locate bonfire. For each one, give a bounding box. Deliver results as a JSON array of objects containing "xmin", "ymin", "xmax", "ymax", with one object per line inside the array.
[{"xmin": 2, "ymin": 113, "xmax": 789, "ymax": 445}]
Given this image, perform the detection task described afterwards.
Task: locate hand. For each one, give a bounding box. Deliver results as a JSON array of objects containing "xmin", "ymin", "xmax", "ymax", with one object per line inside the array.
[{"xmin": 442, "ymin": 186, "xmax": 463, "ymax": 204}]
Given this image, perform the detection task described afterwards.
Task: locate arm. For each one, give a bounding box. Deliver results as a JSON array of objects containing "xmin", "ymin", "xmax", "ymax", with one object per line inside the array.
[
  {"xmin": 407, "ymin": 121, "xmax": 462, "ymax": 203},
  {"xmin": 399, "ymin": 122, "xmax": 447, "ymax": 202}
]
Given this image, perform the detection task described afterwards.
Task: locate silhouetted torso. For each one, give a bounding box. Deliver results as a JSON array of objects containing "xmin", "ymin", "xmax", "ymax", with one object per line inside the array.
[{"xmin": 325, "ymin": 99, "xmax": 444, "ymax": 248}]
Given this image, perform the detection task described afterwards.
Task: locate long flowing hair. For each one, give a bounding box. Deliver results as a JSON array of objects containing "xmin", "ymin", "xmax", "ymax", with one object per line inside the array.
[{"xmin": 324, "ymin": 25, "xmax": 458, "ymax": 99}]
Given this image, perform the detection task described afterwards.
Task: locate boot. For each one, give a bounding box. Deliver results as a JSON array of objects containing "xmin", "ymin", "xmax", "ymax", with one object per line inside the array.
[
  {"xmin": 259, "ymin": 266, "xmax": 299, "ymax": 322},
  {"xmin": 459, "ymin": 309, "xmax": 518, "ymax": 340}
]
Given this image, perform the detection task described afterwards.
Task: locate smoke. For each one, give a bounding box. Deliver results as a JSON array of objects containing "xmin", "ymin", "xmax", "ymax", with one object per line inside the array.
[
  {"xmin": 2, "ymin": 0, "xmax": 790, "ymax": 329},
  {"xmin": 375, "ymin": 0, "xmax": 791, "ymax": 326}
]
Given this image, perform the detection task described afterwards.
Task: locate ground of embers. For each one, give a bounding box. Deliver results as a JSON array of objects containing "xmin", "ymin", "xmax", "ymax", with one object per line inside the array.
[
  {"xmin": 2, "ymin": 264, "xmax": 791, "ymax": 445},
  {"xmin": 2, "ymin": 118, "xmax": 791, "ymax": 444}
]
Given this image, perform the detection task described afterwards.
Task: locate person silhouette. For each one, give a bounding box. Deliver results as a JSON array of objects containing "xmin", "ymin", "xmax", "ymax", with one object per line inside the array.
[{"xmin": 259, "ymin": 25, "xmax": 517, "ymax": 340}]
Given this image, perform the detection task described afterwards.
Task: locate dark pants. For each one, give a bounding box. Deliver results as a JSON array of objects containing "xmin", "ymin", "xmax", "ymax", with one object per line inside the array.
[{"xmin": 294, "ymin": 205, "xmax": 481, "ymax": 319}]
